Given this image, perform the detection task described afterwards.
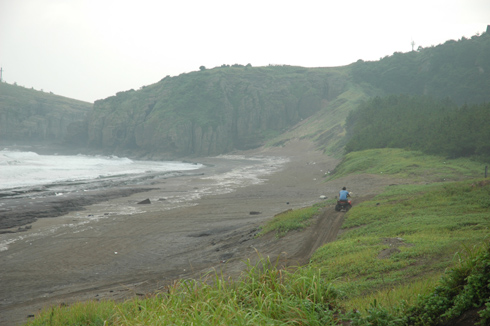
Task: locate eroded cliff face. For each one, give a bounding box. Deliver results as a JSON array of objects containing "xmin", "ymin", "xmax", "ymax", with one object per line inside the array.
[
  {"xmin": 88, "ymin": 66, "xmax": 347, "ymax": 157},
  {"xmin": 0, "ymin": 83, "xmax": 92, "ymax": 146}
]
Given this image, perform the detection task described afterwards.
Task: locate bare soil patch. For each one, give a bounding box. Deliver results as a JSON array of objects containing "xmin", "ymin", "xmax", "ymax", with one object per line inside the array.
[{"xmin": 378, "ymin": 237, "xmax": 414, "ymax": 259}]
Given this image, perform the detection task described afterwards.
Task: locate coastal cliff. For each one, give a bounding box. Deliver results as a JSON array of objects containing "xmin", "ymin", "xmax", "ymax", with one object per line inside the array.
[
  {"xmin": 0, "ymin": 82, "xmax": 92, "ymax": 146},
  {"xmin": 3, "ymin": 32, "xmax": 489, "ymax": 158},
  {"xmin": 87, "ymin": 66, "xmax": 347, "ymax": 157}
]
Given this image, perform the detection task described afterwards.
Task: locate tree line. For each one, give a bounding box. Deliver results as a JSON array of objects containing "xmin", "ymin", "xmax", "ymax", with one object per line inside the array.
[
  {"xmin": 344, "ymin": 94, "xmax": 490, "ymax": 162},
  {"xmin": 351, "ymin": 32, "xmax": 490, "ymax": 105}
]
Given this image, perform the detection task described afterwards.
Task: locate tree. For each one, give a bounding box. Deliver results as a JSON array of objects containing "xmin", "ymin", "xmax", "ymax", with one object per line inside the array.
[{"xmin": 199, "ymin": 66, "xmax": 206, "ymax": 71}]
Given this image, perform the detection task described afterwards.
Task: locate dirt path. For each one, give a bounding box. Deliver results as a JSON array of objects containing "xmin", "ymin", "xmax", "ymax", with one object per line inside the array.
[{"xmin": 0, "ymin": 140, "xmax": 403, "ymax": 326}]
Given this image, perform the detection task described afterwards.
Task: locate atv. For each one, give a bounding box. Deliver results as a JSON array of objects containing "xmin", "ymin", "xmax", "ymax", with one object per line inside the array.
[{"xmin": 335, "ymin": 200, "xmax": 352, "ymax": 212}]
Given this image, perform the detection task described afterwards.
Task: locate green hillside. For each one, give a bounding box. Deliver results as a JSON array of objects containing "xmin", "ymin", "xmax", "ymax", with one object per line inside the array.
[
  {"xmin": 351, "ymin": 32, "xmax": 490, "ymax": 105},
  {"xmin": 343, "ymin": 95, "xmax": 490, "ymax": 162},
  {"xmin": 0, "ymin": 82, "xmax": 92, "ymax": 146},
  {"xmin": 85, "ymin": 31, "xmax": 490, "ymax": 158},
  {"xmin": 87, "ymin": 65, "xmax": 351, "ymax": 157},
  {"xmin": 278, "ymin": 31, "xmax": 490, "ymax": 156},
  {"xmin": 2, "ymin": 32, "xmax": 489, "ymax": 159}
]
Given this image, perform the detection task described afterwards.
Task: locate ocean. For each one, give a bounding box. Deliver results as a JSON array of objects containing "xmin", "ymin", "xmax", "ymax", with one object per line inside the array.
[{"xmin": 0, "ymin": 149, "xmax": 203, "ymax": 199}]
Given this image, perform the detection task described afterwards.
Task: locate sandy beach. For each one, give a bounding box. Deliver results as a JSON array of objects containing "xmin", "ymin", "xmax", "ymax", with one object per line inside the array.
[{"xmin": 0, "ymin": 140, "xmax": 400, "ymax": 326}]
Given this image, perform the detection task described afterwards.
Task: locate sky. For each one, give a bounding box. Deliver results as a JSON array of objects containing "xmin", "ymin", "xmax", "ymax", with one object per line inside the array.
[{"xmin": 0, "ymin": 0, "xmax": 488, "ymax": 103}]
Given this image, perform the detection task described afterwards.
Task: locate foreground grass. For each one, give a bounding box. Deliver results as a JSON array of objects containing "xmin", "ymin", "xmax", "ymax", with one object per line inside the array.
[
  {"xmin": 26, "ymin": 257, "xmax": 342, "ymax": 326},
  {"xmin": 346, "ymin": 240, "xmax": 490, "ymax": 326}
]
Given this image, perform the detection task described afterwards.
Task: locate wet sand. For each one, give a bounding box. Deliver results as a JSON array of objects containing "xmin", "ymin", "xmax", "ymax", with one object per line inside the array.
[{"xmin": 0, "ymin": 140, "xmax": 399, "ymax": 326}]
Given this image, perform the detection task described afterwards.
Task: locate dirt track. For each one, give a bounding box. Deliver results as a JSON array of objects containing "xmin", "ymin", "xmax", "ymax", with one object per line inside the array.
[{"xmin": 0, "ymin": 140, "xmax": 402, "ymax": 326}]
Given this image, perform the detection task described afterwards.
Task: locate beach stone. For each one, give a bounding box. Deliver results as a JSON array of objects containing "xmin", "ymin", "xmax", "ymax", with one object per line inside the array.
[{"xmin": 137, "ymin": 199, "xmax": 151, "ymax": 205}]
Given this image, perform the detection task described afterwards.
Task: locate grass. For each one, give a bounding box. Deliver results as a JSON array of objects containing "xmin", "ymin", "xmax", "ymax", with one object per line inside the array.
[
  {"xmin": 330, "ymin": 148, "xmax": 485, "ymax": 182},
  {"xmin": 344, "ymin": 273, "xmax": 442, "ymax": 313},
  {"xmin": 309, "ymin": 149, "xmax": 489, "ymax": 315},
  {"xmin": 310, "ymin": 178, "xmax": 490, "ymax": 304},
  {"xmin": 26, "ymin": 256, "xmax": 342, "ymax": 326}
]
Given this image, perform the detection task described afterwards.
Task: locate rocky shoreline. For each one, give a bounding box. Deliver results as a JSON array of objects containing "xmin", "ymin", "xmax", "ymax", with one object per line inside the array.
[{"xmin": 0, "ymin": 187, "xmax": 154, "ymax": 232}]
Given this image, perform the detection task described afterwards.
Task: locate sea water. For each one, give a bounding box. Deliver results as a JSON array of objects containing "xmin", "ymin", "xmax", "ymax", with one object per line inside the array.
[{"xmin": 0, "ymin": 149, "xmax": 203, "ymax": 198}]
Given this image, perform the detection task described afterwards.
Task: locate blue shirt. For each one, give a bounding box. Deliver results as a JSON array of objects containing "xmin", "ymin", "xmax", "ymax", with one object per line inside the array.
[{"xmin": 339, "ymin": 190, "xmax": 349, "ymax": 200}]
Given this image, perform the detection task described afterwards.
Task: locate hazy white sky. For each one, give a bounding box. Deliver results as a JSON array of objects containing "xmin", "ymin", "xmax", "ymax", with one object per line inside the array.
[{"xmin": 0, "ymin": 0, "xmax": 488, "ymax": 103}]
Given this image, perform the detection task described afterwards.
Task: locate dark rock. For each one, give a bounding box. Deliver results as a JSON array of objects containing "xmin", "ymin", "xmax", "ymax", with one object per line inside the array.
[
  {"xmin": 220, "ymin": 253, "xmax": 233, "ymax": 260},
  {"xmin": 0, "ymin": 187, "xmax": 156, "ymax": 231},
  {"xmin": 137, "ymin": 198, "xmax": 151, "ymax": 205}
]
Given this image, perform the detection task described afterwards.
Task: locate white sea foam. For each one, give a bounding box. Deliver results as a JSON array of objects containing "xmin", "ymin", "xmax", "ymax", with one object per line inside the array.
[
  {"xmin": 202, "ymin": 155, "xmax": 289, "ymax": 195},
  {"xmin": 0, "ymin": 149, "xmax": 202, "ymax": 192}
]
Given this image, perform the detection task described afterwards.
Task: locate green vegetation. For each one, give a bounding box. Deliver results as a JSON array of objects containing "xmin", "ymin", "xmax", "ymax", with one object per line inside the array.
[
  {"xmin": 352, "ymin": 33, "xmax": 490, "ymax": 105},
  {"xmin": 312, "ymin": 178, "xmax": 490, "ymax": 293},
  {"xmin": 344, "ymin": 95, "xmax": 490, "ymax": 162},
  {"xmin": 331, "ymin": 148, "xmax": 485, "ymax": 181},
  {"xmin": 405, "ymin": 241, "xmax": 490, "ymax": 326},
  {"xmin": 269, "ymin": 79, "xmax": 370, "ymax": 157},
  {"xmin": 0, "ymin": 82, "xmax": 91, "ymax": 143},
  {"xmin": 85, "ymin": 32, "xmax": 490, "ymax": 158},
  {"xmin": 346, "ymin": 240, "xmax": 490, "ymax": 326},
  {"xmin": 3, "ymin": 33, "xmax": 490, "ymax": 159},
  {"xmin": 89, "ymin": 65, "xmax": 352, "ymax": 155}
]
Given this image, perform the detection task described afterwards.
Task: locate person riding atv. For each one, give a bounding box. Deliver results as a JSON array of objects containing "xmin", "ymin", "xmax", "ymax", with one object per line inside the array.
[{"xmin": 335, "ymin": 187, "xmax": 352, "ymax": 212}]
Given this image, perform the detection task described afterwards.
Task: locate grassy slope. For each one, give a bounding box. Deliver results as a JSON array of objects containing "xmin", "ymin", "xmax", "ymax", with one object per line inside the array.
[
  {"xmin": 316, "ymin": 150, "xmax": 490, "ymax": 325},
  {"xmin": 265, "ymin": 66, "xmax": 369, "ymax": 157},
  {"xmin": 0, "ymin": 82, "xmax": 92, "ymax": 114},
  {"xmin": 25, "ymin": 149, "xmax": 490, "ymax": 325}
]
